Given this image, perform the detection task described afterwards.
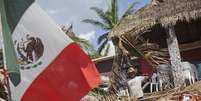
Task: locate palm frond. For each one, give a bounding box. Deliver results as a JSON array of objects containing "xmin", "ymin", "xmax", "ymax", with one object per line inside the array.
[
  {"xmin": 104, "ymin": 44, "xmax": 110, "ymax": 56},
  {"xmin": 82, "ymin": 19, "xmax": 110, "ymax": 30},
  {"xmin": 71, "ymin": 36, "xmax": 99, "ymax": 58},
  {"xmin": 122, "ymin": 0, "xmax": 139, "ymax": 18},
  {"xmin": 98, "ymin": 39, "xmax": 108, "ymax": 55},
  {"xmin": 82, "ymin": 0, "xmax": 139, "ymax": 57},
  {"xmin": 111, "ymin": 0, "xmax": 118, "ymax": 24},
  {"xmin": 90, "ymin": 7, "xmax": 113, "ymax": 28},
  {"xmin": 71, "ymin": 37, "xmax": 90, "ymax": 50},
  {"xmin": 98, "ymin": 32, "xmax": 109, "ymax": 44},
  {"xmin": 105, "ymin": 11, "xmax": 115, "ymax": 28},
  {"xmin": 71, "ymin": 36, "xmax": 87, "ymax": 43}
]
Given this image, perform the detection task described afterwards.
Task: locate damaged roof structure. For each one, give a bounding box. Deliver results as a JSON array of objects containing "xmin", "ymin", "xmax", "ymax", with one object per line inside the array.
[{"xmin": 109, "ymin": 0, "xmax": 201, "ymax": 91}]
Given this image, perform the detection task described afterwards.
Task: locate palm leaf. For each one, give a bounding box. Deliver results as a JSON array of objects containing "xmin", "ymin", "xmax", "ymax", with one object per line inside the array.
[
  {"xmin": 122, "ymin": 0, "xmax": 139, "ymax": 18},
  {"xmin": 71, "ymin": 36, "xmax": 99, "ymax": 58},
  {"xmin": 90, "ymin": 7, "xmax": 113, "ymax": 28},
  {"xmin": 104, "ymin": 44, "xmax": 110, "ymax": 56},
  {"xmin": 98, "ymin": 39, "xmax": 108, "ymax": 55},
  {"xmin": 82, "ymin": 19, "xmax": 110, "ymax": 30},
  {"xmin": 82, "ymin": 0, "xmax": 139, "ymax": 56},
  {"xmin": 105, "ymin": 11, "xmax": 114, "ymax": 28},
  {"xmin": 111, "ymin": 0, "xmax": 118, "ymax": 24},
  {"xmin": 71, "ymin": 37, "xmax": 90, "ymax": 50},
  {"xmin": 98, "ymin": 32, "xmax": 109, "ymax": 44}
]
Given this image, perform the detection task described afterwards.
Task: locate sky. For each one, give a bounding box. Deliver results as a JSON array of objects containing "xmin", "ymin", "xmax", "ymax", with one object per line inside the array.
[{"xmin": 37, "ymin": 0, "xmax": 149, "ymax": 55}]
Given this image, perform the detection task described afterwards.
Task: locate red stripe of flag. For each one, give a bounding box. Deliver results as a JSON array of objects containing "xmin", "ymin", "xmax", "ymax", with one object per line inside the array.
[{"xmin": 21, "ymin": 43, "xmax": 100, "ymax": 101}]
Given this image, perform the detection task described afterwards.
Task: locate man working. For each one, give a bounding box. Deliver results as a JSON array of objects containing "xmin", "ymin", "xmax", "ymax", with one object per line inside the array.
[{"xmin": 127, "ymin": 67, "xmax": 149, "ymax": 100}]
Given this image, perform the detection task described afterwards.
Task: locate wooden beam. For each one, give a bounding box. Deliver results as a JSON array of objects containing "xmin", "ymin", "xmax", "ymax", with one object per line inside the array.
[
  {"xmin": 92, "ymin": 55, "xmax": 114, "ymax": 64},
  {"xmin": 179, "ymin": 40, "xmax": 201, "ymax": 51},
  {"xmin": 161, "ymin": 40, "xmax": 201, "ymax": 52}
]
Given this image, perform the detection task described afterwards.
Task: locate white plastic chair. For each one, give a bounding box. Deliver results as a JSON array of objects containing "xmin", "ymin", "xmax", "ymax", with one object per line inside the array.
[
  {"xmin": 182, "ymin": 62, "xmax": 198, "ymax": 86},
  {"xmin": 150, "ymin": 73, "xmax": 159, "ymax": 93}
]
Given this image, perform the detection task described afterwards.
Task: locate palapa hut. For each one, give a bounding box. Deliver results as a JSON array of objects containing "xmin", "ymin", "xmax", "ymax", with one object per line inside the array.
[{"xmin": 109, "ymin": 0, "xmax": 201, "ymax": 88}]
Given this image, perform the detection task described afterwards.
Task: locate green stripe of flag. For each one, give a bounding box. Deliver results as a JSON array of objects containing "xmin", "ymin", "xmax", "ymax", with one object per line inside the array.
[
  {"xmin": 3, "ymin": 0, "xmax": 34, "ymax": 32},
  {"xmin": 0, "ymin": 0, "xmax": 20, "ymax": 86},
  {"xmin": 0, "ymin": 0, "xmax": 34, "ymax": 86}
]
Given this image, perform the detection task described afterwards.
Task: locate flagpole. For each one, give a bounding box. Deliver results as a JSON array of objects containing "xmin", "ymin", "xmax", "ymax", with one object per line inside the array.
[{"xmin": 0, "ymin": 20, "xmax": 12, "ymax": 101}]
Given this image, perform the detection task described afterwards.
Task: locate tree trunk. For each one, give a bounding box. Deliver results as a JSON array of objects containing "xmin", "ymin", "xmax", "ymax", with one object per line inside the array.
[
  {"xmin": 109, "ymin": 46, "xmax": 123, "ymax": 92},
  {"xmin": 166, "ymin": 26, "xmax": 185, "ymax": 87}
]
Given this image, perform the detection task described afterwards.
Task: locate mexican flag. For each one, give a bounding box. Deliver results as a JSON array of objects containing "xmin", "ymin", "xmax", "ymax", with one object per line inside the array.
[{"xmin": 0, "ymin": 0, "xmax": 100, "ymax": 101}]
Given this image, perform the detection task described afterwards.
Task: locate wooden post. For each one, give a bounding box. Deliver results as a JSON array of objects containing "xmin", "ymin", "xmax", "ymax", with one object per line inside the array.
[
  {"xmin": 0, "ymin": 20, "xmax": 12, "ymax": 101},
  {"xmin": 166, "ymin": 26, "xmax": 184, "ymax": 87}
]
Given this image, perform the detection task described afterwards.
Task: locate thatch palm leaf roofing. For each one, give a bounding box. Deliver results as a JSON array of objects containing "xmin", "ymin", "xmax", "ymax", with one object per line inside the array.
[{"xmin": 109, "ymin": 0, "xmax": 201, "ymax": 38}]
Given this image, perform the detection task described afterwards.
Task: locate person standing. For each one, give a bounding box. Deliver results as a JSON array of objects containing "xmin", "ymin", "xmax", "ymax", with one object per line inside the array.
[{"xmin": 127, "ymin": 67, "xmax": 148, "ymax": 100}]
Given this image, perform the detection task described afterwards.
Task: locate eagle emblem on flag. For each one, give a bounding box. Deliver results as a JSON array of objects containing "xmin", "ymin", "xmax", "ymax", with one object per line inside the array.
[{"xmin": 15, "ymin": 34, "xmax": 44, "ymax": 70}]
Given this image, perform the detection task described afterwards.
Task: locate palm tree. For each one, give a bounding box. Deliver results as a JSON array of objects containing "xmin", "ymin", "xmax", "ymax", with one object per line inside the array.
[
  {"xmin": 61, "ymin": 25, "xmax": 99, "ymax": 59},
  {"xmin": 83, "ymin": 0, "xmax": 138, "ymax": 56}
]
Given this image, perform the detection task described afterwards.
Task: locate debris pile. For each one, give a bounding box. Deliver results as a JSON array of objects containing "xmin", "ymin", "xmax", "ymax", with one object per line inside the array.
[{"xmin": 144, "ymin": 81, "xmax": 201, "ymax": 101}]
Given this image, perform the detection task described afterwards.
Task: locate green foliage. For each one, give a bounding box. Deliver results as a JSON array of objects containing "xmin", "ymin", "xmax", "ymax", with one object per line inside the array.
[
  {"xmin": 83, "ymin": 0, "xmax": 138, "ymax": 56},
  {"xmin": 61, "ymin": 26, "xmax": 99, "ymax": 59},
  {"xmin": 70, "ymin": 36, "xmax": 100, "ymax": 59}
]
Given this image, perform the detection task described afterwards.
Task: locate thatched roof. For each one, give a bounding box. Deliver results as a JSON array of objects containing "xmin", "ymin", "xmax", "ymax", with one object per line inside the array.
[{"xmin": 109, "ymin": 0, "xmax": 201, "ymax": 40}]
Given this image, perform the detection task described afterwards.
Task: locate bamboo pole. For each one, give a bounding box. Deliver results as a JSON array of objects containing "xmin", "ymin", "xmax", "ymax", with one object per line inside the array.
[{"xmin": 0, "ymin": 16, "xmax": 12, "ymax": 101}]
